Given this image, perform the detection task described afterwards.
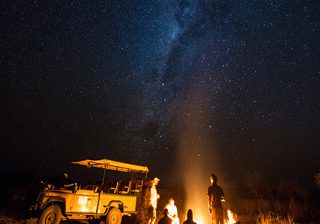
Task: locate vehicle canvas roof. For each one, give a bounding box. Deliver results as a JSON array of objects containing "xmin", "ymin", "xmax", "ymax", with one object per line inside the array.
[{"xmin": 72, "ymin": 159, "xmax": 149, "ymax": 174}]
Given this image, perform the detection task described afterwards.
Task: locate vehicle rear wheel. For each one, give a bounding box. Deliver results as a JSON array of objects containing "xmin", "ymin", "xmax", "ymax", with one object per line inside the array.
[
  {"xmin": 104, "ymin": 208, "xmax": 122, "ymax": 224},
  {"xmin": 38, "ymin": 204, "xmax": 62, "ymax": 224}
]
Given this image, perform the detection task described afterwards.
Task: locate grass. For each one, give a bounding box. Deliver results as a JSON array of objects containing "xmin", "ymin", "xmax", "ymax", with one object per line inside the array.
[{"xmin": 255, "ymin": 212, "xmax": 294, "ymax": 224}]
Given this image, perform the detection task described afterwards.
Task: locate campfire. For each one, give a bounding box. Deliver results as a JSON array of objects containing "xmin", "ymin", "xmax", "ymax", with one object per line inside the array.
[
  {"xmin": 180, "ymin": 173, "xmax": 239, "ymax": 224},
  {"xmin": 189, "ymin": 208, "xmax": 238, "ymax": 224}
]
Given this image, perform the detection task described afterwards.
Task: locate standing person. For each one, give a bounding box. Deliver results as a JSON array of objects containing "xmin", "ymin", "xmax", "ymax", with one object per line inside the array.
[
  {"xmin": 207, "ymin": 174, "xmax": 225, "ymax": 224},
  {"xmin": 148, "ymin": 177, "xmax": 160, "ymax": 224},
  {"xmin": 165, "ymin": 197, "xmax": 179, "ymax": 224},
  {"xmin": 183, "ymin": 209, "xmax": 196, "ymax": 224}
]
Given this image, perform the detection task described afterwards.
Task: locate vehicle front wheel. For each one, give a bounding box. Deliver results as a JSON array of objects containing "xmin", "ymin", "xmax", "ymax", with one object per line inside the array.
[
  {"xmin": 38, "ymin": 204, "xmax": 62, "ymax": 224},
  {"xmin": 104, "ymin": 208, "xmax": 122, "ymax": 224}
]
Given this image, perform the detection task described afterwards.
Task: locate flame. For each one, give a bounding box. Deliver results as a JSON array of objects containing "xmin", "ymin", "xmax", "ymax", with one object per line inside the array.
[
  {"xmin": 183, "ymin": 189, "xmax": 210, "ymax": 224},
  {"xmin": 224, "ymin": 209, "xmax": 238, "ymax": 224},
  {"xmin": 193, "ymin": 211, "xmax": 206, "ymax": 224},
  {"xmin": 182, "ymin": 201, "xmax": 238, "ymax": 224},
  {"xmin": 191, "ymin": 209, "xmax": 238, "ymax": 224}
]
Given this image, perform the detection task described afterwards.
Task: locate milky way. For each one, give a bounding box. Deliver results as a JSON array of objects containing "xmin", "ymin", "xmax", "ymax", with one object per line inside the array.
[{"xmin": 1, "ymin": 0, "xmax": 320, "ymax": 185}]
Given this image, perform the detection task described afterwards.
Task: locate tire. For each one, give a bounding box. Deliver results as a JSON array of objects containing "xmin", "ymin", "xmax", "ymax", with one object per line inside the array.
[
  {"xmin": 38, "ymin": 204, "xmax": 62, "ymax": 224},
  {"xmin": 105, "ymin": 208, "xmax": 122, "ymax": 224}
]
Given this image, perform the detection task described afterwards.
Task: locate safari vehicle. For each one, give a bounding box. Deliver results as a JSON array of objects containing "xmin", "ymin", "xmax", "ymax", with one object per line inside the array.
[{"xmin": 27, "ymin": 159, "xmax": 149, "ymax": 224}]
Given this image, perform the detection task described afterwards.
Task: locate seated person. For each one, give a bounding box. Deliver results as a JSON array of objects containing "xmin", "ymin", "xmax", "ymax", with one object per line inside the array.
[
  {"xmin": 59, "ymin": 173, "xmax": 77, "ymax": 189},
  {"xmin": 183, "ymin": 209, "xmax": 196, "ymax": 224},
  {"xmin": 165, "ymin": 197, "xmax": 179, "ymax": 224}
]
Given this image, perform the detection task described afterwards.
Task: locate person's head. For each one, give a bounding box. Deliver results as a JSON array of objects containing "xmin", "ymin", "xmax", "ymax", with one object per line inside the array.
[
  {"xmin": 168, "ymin": 197, "xmax": 175, "ymax": 205},
  {"xmin": 210, "ymin": 174, "xmax": 218, "ymax": 185},
  {"xmin": 163, "ymin": 208, "xmax": 169, "ymax": 216},
  {"xmin": 187, "ymin": 209, "xmax": 193, "ymax": 220},
  {"xmin": 64, "ymin": 173, "xmax": 69, "ymax": 179},
  {"xmin": 151, "ymin": 177, "xmax": 160, "ymax": 186}
]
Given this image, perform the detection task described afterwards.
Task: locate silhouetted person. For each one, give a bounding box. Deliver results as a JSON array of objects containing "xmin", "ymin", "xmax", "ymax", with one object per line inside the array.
[
  {"xmin": 158, "ymin": 208, "xmax": 172, "ymax": 224},
  {"xmin": 207, "ymin": 174, "xmax": 225, "ymax": 224},
  {"xmin": 63, "ymin": 173, "xmax": 76, "ymax": 188},
  {"xmin": 183, "ymin": 209, "xmax": 196, "ymax": 224},
  {"xmin": 55, "ymin": 173, "xmax": 76, "ymax": 189}
]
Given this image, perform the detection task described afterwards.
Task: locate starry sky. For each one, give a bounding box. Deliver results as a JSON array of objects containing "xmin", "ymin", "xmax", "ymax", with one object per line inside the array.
[{"xmin": 1, "ymin": 0, "xmax": 320, "ymax": 187}]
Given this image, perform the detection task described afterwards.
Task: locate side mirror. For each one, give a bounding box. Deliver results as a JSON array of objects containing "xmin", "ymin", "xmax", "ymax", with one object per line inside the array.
[{"xmin": 94, "ymin": 186, "xmax": 101, "ymax": 193}]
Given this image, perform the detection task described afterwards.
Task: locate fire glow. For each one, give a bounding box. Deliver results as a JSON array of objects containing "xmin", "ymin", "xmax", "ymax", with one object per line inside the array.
[
  {"xmin": 192, "ymin": 210, "xmax": 206, "ymax": 224},
  {"xmin": 185, "ymin": 205, "xmax": 238, "ymax": 224},
  {"xmin": 186, "ymin": 206, "xmax": 238, "ymax": 224},
  {"xmin": 177, "ymin": 97, "xmax": 239, "ymax": 224},
  {"xmin": 225, "ymin": 209, "xmax": 238, "ymax": 224}
]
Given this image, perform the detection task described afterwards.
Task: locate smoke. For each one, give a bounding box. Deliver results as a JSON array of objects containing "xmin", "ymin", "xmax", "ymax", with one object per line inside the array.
[
  {"xmin": 133, "ymin": 0, "xmax": 233, "ymax": 175},
  {"xmin": 177, "ymin": 82, "xmax": 224, "ymax": 223}
]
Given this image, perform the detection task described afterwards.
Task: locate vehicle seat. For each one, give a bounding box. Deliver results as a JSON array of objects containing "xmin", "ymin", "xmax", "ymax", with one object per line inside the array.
[
  {"xmin": 119, "ymin": 181, "xmax": 132, "ymax": 194},
  {"xmin": 131, "ymin": 180, "xmax": 144, "ymax": 193},
  {"xmin": 110, "ymin": 181, "xmax": 120, "ymax": 194}
]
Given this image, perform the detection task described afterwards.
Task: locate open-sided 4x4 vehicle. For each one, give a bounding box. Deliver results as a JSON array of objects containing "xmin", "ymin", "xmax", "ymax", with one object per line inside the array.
[{"xmin": 27, "ymin": 158, "xmax": 149, "ymax": 224}]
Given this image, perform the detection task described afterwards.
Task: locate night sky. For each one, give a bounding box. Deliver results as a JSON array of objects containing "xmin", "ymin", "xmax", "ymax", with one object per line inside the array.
[{"xmin": 1, "ymin": 0, "xmax": 320, "ymax": 188}]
